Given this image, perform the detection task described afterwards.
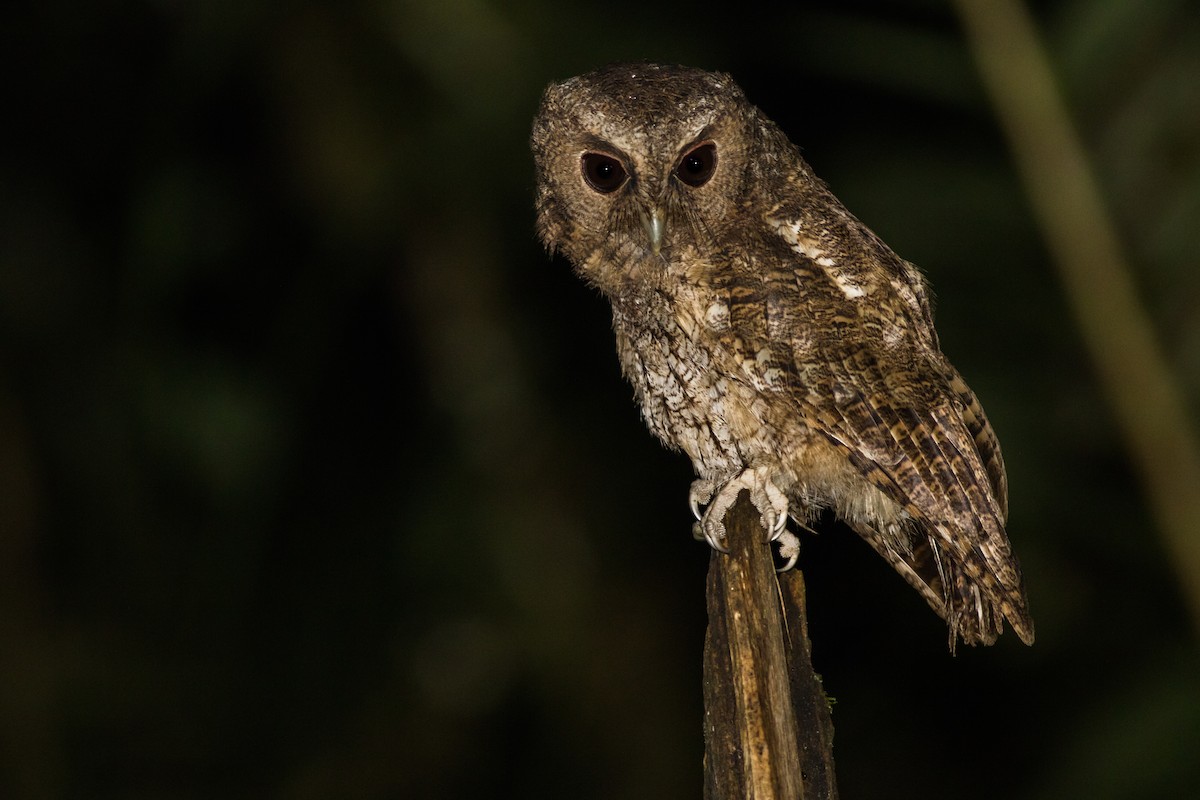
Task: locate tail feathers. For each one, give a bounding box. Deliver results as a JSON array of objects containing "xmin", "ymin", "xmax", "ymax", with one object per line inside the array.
[{"xmin": 846, "ymin": 518, "xmax": 1034, "ymax": 650}]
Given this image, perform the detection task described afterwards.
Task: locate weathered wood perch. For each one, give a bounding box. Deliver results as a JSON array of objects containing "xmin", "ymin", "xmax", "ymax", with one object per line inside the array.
[{"xmin": 703, "ymin": 492, "xmax": 838, "ymax": 800}]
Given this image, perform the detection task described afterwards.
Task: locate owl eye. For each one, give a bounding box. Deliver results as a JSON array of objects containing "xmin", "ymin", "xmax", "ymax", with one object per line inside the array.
[
  {"xmin": 581, "ymin": 152, "xmax": 628, "ymax": 193},
  {"xmin": 675, "ymin": 143, "xmax": 717, "ymax": 187}
]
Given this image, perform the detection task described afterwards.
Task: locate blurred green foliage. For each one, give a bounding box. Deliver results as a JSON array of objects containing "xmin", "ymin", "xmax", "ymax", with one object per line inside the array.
[{"xmin": 2, "ymin": 0, "xmax": 1199, "ymax": 798}]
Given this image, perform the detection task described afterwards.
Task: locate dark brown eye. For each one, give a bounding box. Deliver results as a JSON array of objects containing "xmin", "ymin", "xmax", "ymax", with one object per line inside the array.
[
  {"xmin": 675, "ymin": 143, "xmax": 717, "ymax": 187},
  {"xmin": 581, "ymin": 152, "xmax": 627, "ymax": 193}
]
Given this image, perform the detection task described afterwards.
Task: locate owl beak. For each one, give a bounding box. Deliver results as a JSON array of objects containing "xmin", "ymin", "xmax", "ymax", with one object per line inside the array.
[{"xmin": 640, "ymin": 206, "xmax": 665, "ymax": 255}]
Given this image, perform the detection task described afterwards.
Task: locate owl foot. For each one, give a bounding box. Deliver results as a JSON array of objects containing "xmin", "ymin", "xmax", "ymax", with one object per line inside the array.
[{"xmin": 689, "ymin": 468, "xmax": 790, "ymax": 557}]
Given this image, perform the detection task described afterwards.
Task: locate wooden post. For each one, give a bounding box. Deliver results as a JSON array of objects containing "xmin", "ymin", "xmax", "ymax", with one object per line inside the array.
[{"xmin": 703, "ymin": 492, "xmax": 838, "ymax": 800}]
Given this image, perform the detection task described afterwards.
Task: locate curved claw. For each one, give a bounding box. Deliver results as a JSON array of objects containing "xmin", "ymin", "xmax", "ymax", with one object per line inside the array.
[
  {"xmin": 763, "ymin": 509, "xmax": 778, "ymax": 540},
  {"xmin": 695, "ymin": 521, "xmax": 729, "ymax": 553},
  {"xmin": 774, "ymin": 530, "xmax": 801, "ymax": 572},
  {"xmin": 759, "ymin": 479, "xmax": 790, "ymax": 542},
  {"xmin": 690, "ymin": 496, "xmax": 703, "ymax": 522},
  {"xmin": 768, "ymin": 509, "xmax": 789, "ymax": 542}
]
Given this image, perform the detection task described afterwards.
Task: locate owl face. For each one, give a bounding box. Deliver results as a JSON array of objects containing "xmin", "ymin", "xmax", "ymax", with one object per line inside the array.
[{"xmin": 532, "ymin": 64, "xmax": 758, "ymax": 286}]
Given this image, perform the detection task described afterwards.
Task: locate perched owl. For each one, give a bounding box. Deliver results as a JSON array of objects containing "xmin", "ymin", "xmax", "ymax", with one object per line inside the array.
[{"xmin": 531, "ymin": 63, "xmax": 1033, "ymax": 649}]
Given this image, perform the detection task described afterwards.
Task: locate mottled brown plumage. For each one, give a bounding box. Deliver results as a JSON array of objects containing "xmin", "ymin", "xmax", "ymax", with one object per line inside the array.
[{"xmin": 531, "ymin": 63, "xmax": 1033, "ymax": 649}]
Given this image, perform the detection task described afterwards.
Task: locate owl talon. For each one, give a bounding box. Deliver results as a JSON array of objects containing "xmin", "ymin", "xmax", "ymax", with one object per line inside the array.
[
  {"xmin": 694, "ymin": 520, "xmax": 730, "ymax": 553},
  {"xmin": 761, "ymin": 484, "xmax": 790, "ymax": 542},
  {"xmin": 692, "ymin": 467, "xmax": 790, "ymax": 553},
  {"xmin": 689, "ymin": 479, "xmax": 715, "ymax": 522},
  {"xmin": 774, "ymin": 530, "xmax": 801, "ymax": 572},
  {"xmin": 772, "ymin": 513, "xmax": 789, "ymax": 540}
]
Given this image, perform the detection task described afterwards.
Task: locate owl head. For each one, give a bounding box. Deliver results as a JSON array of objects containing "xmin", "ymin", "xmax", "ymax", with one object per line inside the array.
[{"xmin": 532, "ymin": 63, "xmax": 788, "ymax": 291}]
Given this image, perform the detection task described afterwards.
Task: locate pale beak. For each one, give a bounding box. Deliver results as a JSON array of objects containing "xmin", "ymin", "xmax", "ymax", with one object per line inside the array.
[{"xmin": 640, "ymin": 206, "xmax": 664, "ymax": 255}]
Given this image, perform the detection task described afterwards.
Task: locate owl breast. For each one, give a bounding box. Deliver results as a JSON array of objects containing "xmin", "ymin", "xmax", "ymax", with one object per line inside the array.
[{"xmin": 611, "ymin": 277, "xmax": 781, "ymax": 485}]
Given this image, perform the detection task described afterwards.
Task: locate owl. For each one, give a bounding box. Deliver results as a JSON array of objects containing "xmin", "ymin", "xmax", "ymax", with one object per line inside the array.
[{"xmin": 531, "ymin": 63, "xmax": 1033, "ymax": 649}]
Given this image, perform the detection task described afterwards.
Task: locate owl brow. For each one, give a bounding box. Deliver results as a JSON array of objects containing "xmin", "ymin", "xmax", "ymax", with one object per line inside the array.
[
  {"xmin": 678, "ymin": 125, "xmax": 718, "ymax": 156},
  {"xmin": 578, "ymin": 134, "xmax": 631, "ymax": 163}
]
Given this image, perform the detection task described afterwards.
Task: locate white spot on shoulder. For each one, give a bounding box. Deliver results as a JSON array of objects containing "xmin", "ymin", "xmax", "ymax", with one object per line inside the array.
[
  {"xmin": 766, "ymin": 217, "xmax": 830, "ymax": 264},
  {"xmin": 767, "ymin": 216, "xmax": 867, "ymax": 300},
  {"xmin": 831, "ymin": 271, "xmax": 866, "ymax": 299}
]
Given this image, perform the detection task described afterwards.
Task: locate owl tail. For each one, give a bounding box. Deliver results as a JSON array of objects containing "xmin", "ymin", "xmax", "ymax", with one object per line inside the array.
[{"xmin": 845, "ymin": 518, "xmax": 1035, "ymax": 650}]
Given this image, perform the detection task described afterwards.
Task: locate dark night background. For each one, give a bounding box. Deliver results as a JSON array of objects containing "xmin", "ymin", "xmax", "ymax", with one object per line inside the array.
[{"xmin": 3, "ymin": 0, "xmax": 1199, "ymax": 797}]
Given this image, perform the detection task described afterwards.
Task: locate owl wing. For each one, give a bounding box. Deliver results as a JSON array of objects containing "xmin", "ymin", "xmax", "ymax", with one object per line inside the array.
[
  {"xmin": 725, "ymin": 233, "xmax": 1032, "ymax": 647},
  {"xmin": 812, "ymin": 341, "xmax": 1031, "ymax": 647}
]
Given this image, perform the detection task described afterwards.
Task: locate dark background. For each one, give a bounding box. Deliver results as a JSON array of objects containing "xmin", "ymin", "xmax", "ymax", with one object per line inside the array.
[{"xmin": 3, "ymin": 0, "xmax": 1199, "ymax": 797}]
